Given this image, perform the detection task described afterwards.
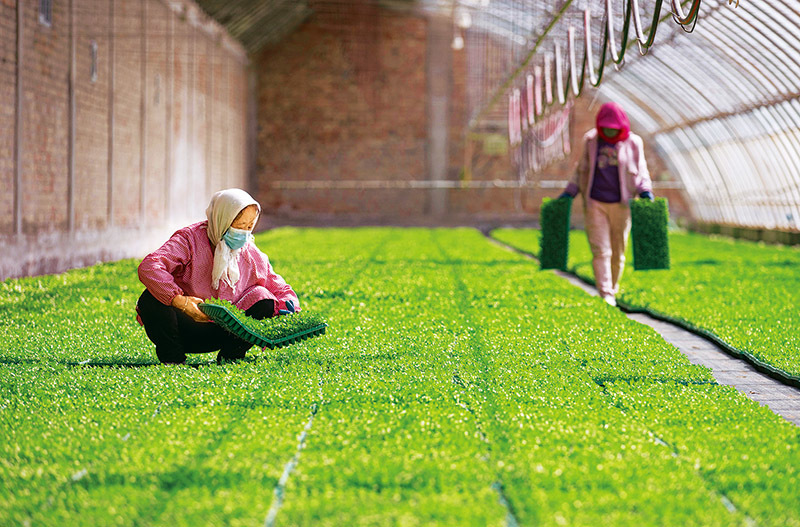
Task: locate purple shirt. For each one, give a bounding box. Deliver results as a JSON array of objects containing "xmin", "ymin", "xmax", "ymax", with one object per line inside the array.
[{"xmin": 589, "ymin": 140, "xmax": 622, "ymax": 203}]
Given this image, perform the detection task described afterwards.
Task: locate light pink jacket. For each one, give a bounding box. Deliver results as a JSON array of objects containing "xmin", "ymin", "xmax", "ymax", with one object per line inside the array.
[{"xmin": 565, "ymin": 128, "xmax": 653, "ymax": 203}]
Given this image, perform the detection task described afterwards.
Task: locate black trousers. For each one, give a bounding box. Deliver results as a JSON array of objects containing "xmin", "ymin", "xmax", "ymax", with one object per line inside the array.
[{"xmin": 137, "ymin": 289, "xmax": 275, "ymax": 364}]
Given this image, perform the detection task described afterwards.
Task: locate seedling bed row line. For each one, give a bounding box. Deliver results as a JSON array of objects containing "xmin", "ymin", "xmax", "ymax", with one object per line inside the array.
[
  {"xmin": 264, "ymin": 377, "xmax": 325, "ymax": 527},
  {"xmin": 487, "ymin": 232, "xmax": 800, "ymax": 390}
]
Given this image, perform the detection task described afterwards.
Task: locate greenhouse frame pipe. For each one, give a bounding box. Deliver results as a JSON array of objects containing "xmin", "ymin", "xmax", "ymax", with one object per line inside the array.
[
  {"xmin": 694, "ymin": 22, "xmax": 792, "ymax": 96},
  {"xmin": 747, "ymin": 107, "xmax": 800, "ymax": 227},
  {"xmin": 743, "ymin": 105, "xmax": 800, "ymax": 227},
  {"xmin": 677, "ymin": 45, "xmax": 797, "ymax": 226},
  {"xmin": 680, "ymin": 25, "xmax": 800, "ymax": 227},
  {"xmin": 646, "ymin": 47, "xmax": 777, "ymax": 222},
  {"xmin": 619, "ymin": 62, "xmax": 698, "ymax": 126},
  {"xmin": 599, "ymin": 72, "xmax": 672, "ymax": 129},
  {"xmin": 696, "ymin": 122, "xmax": 760, "ymax": 226},
  {"xmin": 723, "ymin": 8, "xmax": 800, "ymax": 89},
  {"xmin": 766, "ymin": 0, "xmax": 800, "ymax": 43},
  {"xmin": 599, "ymin": 84, "xmax": 661, "ymax": 131},
  {"xmin": 659, "ymin": 127, "xmax": 744, "ymax": 225},
  {"xmin": 654, "ymin": 36, "xmax": 788, "ymax": 133},
  {"xmin": 655, "ymin": 44, "xmax": 745, "ymax": 112},
  {"xmin": 653, "ymin": 135, "xmax": 704, "ymax": 220},
  {"xmin": 640, "ymin": 59, "xmax": 760, "ymax": 225},
  {"xmin": 668, "ymin": 130, "xmax": 727, "ymax": 223},
  {"xmin": 780, "ymin": 99, "xmax": 800, "ymax": 194},
  {"xmin": 677, "ymin": 125, "xmax": 737, "ymax": 223},
  {"xmin": 746, "ymin": 0, "xmax": 800, "ymax": 69},
  {"xmin": 646, "ymin": 20, "xmax": 792, "ymax": 129},
  {"xmin": 715, "ymin": 0, "xmax": 800, "ymax": 218},
  {"xmin": 634, "ymin": 56, "xmax": 716, "ymax": 118},
  {"xmin": 704, "ymin": 15, "xmax": 800, "ymax": 92}
]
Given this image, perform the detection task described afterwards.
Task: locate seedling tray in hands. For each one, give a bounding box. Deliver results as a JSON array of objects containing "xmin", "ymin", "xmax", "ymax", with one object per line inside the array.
[
  {"xmin": 630, "ymin": 197, "xmax": 671, "ymax": 270},
  {"xmin": 540, "ymin": 197, "xmax": 572, "ymax": 271},
  {"xmin": 199, "ymin": 301, "xmax": 327, "ymax": 350}
]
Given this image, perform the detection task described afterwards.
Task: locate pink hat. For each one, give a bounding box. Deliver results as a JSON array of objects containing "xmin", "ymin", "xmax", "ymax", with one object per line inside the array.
[{"xmin": 596, "ymin": 102, "xmax": 630, "ymax": 143}]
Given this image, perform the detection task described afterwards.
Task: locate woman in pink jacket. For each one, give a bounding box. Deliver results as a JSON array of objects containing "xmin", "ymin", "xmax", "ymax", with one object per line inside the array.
[
  {"xmin": 560, "ymin": 102, "xmax": 654, "ymax": 306},
  {"xmin": 136, "ymin": 188, "xmax": 299, "ymax": 365}
]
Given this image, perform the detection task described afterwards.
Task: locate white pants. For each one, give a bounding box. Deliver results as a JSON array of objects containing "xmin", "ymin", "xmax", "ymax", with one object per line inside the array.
[{"xmin": 584, "ymin": 198, "xmax": 632, "ymax": 298}]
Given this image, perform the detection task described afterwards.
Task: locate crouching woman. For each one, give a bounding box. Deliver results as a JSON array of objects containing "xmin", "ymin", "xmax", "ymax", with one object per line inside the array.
[{"xmin": 136, "ymin": 188, "xmax": 299, "ymax": 364}]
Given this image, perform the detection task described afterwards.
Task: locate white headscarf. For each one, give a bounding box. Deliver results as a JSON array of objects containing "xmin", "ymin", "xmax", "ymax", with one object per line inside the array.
[{"xmin": 205, "ymin": 188, "xmax": 261, "ymax": 291}]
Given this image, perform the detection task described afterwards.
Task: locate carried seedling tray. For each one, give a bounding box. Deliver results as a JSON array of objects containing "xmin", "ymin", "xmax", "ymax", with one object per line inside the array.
[
  {"xmin": 630, "ymin": 197, "xmax": 671, "ymax": 270},
  {"xmin": 199, "ymin": 302, "xmax": 327, "ymax": 350},
  {"xmin": 540, "ymin": 197, "xmax": 572, "ymax": 271}
]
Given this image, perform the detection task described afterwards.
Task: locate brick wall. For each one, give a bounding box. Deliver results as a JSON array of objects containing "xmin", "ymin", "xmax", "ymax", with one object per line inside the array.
[
  {"xmin": 0, "ymin": 0, "xmax": 249, "ymax": 280},
  {"xmin": 74, "ymin": 0, "xmax": 109, "ymax": 230},
  {"xmin": 144, "ymin": 0, "xmax": 169, "ymax": 224},
  {"xmin": 0, "ymin": 0, "xmax": 15, "ymax": 233},
  {"xmin": 253, "ymin": 8, "xmax": 429, "ymax": 217},
  {"xmin": 21, "ymin": 0, "xmax": 70, "ymax": 233}
]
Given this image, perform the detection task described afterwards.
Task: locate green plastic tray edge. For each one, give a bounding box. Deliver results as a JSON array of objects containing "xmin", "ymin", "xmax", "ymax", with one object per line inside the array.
[{"xmin": 199, "ymin": 303, "xmax": 328, "ymax": 349}]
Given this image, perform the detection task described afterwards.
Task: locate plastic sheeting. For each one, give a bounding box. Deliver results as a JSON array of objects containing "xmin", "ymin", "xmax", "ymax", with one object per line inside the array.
[{"xmin": 458, "ymin": 0, "xmax": 800, "ymax": 230}]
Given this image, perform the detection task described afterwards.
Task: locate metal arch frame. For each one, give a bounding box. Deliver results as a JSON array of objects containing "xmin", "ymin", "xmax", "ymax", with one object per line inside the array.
[
  {"xmin": 653, "ymin": 44, "xmax": 748, "ymax": 114},
  {"xmin": 748, "ymin": 106, "xmax": 800, "ymax": 229},
  {"xmin": 680, "ymin": 43, "xmax": 800, "ymax": 227},
  {"xmin": 650, "ymin": 42, "xmax": 791, "ymax": 228},
  {"xmin": 601, "ymin": 3, "xmax": 800, "ymax": 229},
  {"xmin": 703, "ymin": 13, "xmax": 799, "ymax": 92},
  {"xmin": 693, "ymin": 13, "xmax": 800, "ymax": 228},
  {"xmin": 653, "ymin": 134, "xmax": 710, "ymax": 221},
  {"xmin": 696, "ymin": 119, "xmax": 763, "ymax": 225},
  {"xmin": 713, "ymin": 0, "xmax": 800, "ymax": 227},
  {"xmin": 642, "ymin": 51, "xmax": 767, "ymax": 226}
]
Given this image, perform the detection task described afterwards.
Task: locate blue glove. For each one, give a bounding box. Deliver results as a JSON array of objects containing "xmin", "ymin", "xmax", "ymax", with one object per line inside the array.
[
  {"xmin": 639, "ymin": 191, "xmax": 654, "ymax": 201},
  {"xmin": 558, "ymin": 192, "xmax": 573, "ymax": 200},
  {"xmin": 278, "ymin": 300, "xmax": 296, "ymax": 316}
]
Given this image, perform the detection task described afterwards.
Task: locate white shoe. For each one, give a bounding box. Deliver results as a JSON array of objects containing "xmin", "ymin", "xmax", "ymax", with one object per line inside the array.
[{"xmin": 602, "ymin": 295, "xmax": 617, "ymax": 307}]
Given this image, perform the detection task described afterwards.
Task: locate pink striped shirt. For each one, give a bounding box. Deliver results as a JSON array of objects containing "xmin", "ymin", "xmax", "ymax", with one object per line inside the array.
[{"xmin": 137, "ymin": 221, "xmax": 299, "ymax": 323}]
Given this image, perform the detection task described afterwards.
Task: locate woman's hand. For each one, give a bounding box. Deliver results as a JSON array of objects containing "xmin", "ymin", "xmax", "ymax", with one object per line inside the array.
[{"xmin": 172, "ymin": 295, "xmax": 211, "ymax": 323}]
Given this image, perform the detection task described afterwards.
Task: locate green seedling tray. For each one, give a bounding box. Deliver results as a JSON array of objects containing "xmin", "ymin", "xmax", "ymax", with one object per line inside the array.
[
  {"xmin": 630, "ymin": 197, "xmax": 671, "ymax": 270},
  {"xmin": 540, "ymin": 197, "xmax": 572, "ymax": 271},
  {"xmin": 199, "ymin": 303, "xmax": 327, "ymax": 350}
]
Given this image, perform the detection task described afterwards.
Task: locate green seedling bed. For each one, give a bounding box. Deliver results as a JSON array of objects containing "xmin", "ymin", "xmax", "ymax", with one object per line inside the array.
[{"xmin": 199, "ymin": 302, "xmax": 327, "ymax": 350}]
